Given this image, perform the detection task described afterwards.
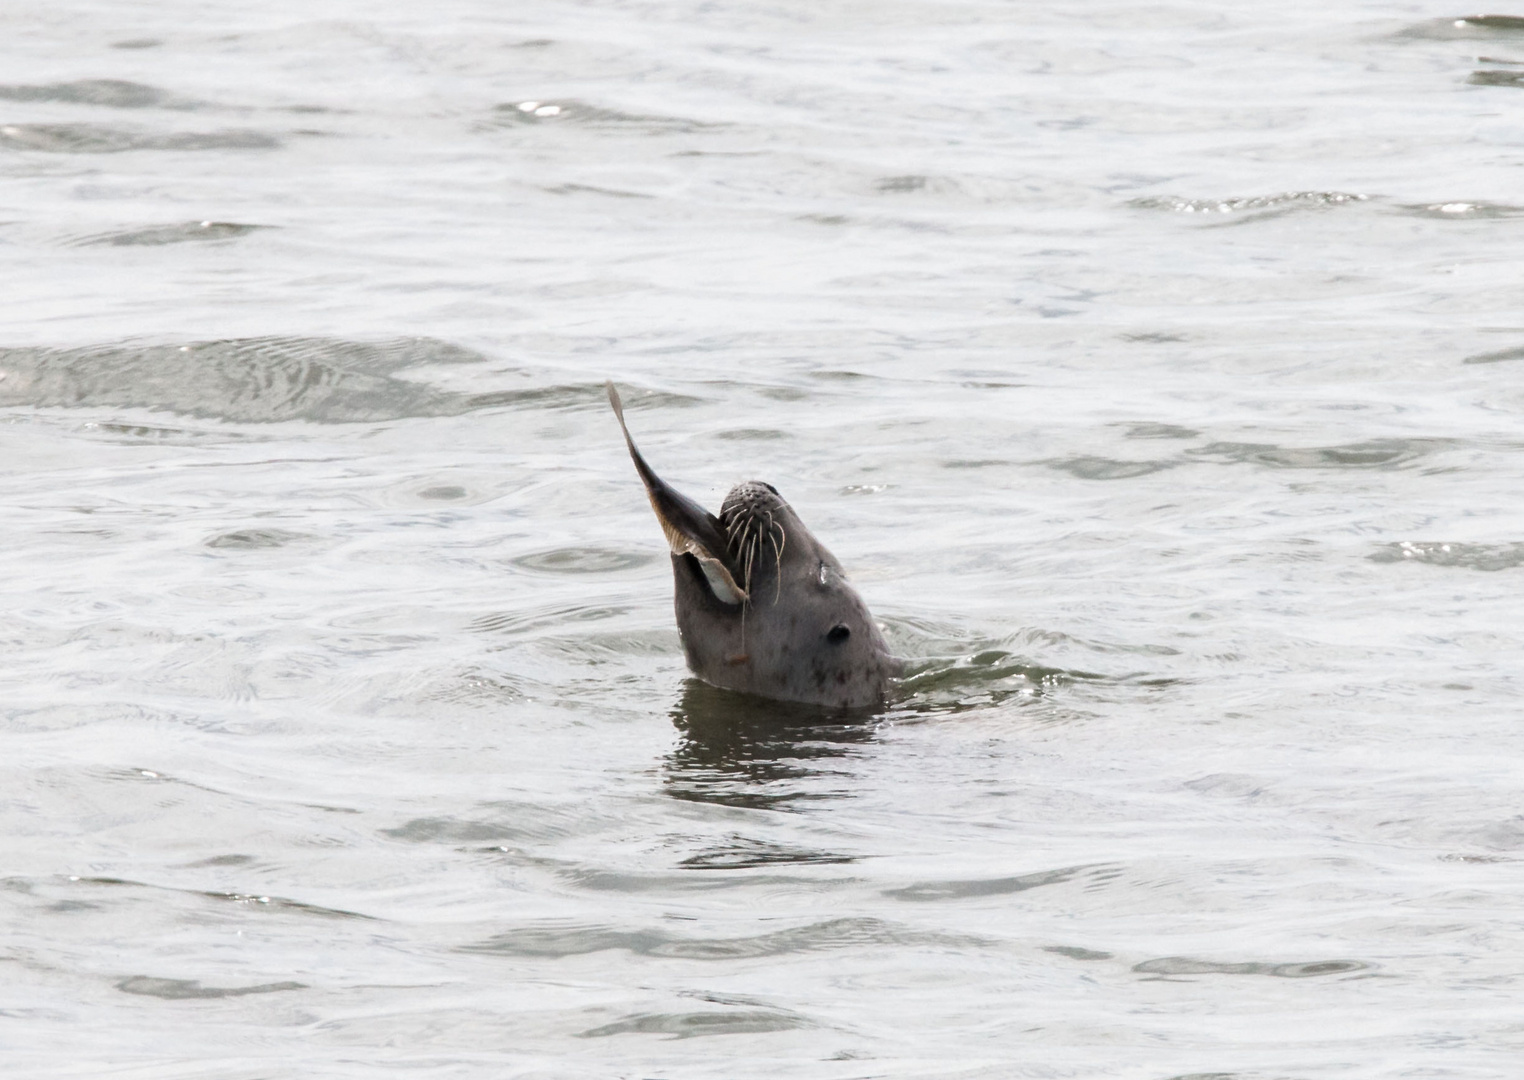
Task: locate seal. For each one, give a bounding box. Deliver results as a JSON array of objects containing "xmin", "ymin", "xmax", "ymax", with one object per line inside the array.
[{"xmin": 608, "ymin": 382, "xmax": 899, "ymax": 709}]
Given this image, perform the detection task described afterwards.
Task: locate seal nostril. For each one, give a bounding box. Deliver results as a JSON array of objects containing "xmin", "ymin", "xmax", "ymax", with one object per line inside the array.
[{"xmin": 827, "ymin": 624, "xmax": 850, "ymax": 644}]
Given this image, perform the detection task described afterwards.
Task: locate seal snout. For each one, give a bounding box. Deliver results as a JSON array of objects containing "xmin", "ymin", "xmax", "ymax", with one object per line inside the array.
[
  {"xmin": 719, "ymin": 481, "xmax": 790, "ymax": 595},
  {"xmin": 719, "ymin": 480, "xmax": 784, "ymax": 523}
]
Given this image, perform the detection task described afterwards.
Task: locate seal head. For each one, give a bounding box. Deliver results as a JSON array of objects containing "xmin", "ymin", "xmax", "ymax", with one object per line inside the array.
[{"xmin": 609, "ymin": 383, "xmax": 898, "ymax": 709}]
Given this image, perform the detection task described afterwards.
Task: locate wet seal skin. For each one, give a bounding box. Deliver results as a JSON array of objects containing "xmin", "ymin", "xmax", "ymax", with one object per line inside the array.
[{"xmin": 608, "ymin": 382, "xmax": 900, "ymax": 709}]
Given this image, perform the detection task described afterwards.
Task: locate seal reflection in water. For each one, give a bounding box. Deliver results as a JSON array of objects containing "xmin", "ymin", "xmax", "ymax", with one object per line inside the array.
[{"xmin": 608, "ymin": 383, "xmax": 900, "ymax": 709}]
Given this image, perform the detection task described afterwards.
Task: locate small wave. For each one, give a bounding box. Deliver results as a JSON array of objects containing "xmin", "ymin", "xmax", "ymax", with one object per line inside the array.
[
  {"xmin": 70, "ymin": 221, "xmax": 268, "ymax": 246},
  {"xmin": 383, "ymin": 799, "xmax": 588, "ymax": 845},
  {"xmin": 897, "ymin": 650, "xmax": 1107, "ymax": 694},
  {"xmin": 491, "ymin": 99, "xmax": 712, "ymax": 134},
  {"xmin": 1186, "ymin": 437, "xmax": 1448, "ymax": 470},
  {"xmin": 1464, "ymin": 344, "xmax": 1524, "ymax": 364},
  {"xmin": 205, "ymin": 529, "xmax": 311, "ymax": 551},
  {"xmin": 0, "ymin": 122, "xmax": 277, "ymax": 153},
  {"xmin": 1122, "ymin": 422, "xmax": 1200, "ymax": 440},
  {"xmin": 1399, "ymin": 201, "xmax": 1524, "ymax": 220},
  {"xmin": 1370, "ymin": 541, "xmax": 1524, "ymax": 572},
  {"xmin": 542, "ymin": 182, "xmax": 653, "ymax": 199},
  {"xmin": 511, "ymin": 546, "xmax": 657, "ymax": 574},
  {"xmin": 1134, "ymin": 956, "xmax": 1370, "ymax": 978},
  {"xmin": 116, "ymin": 976, "xmax": 305, "ymax": 999},
  {"xmin": 577, "ymin": 1009, "xmax": 812, "ymax": 1039},
  {"xmin": 0, "ymin": 336, "xmax": 501, "ymax": 423},
  {"xmin": 678, "ymin": 837, "xmax": 854, "ymax": 870},
  {"xmin": 76, "ymin": 419, "xmax": 257, "ymax": 445},
  {"xmin": 1043, "ymin": 945, "xmax": 1114, "ymax": 961},
  {"xmin": 468, "ymin": 603, "xmax": 630, "ymax": 637},
  {"xmin": 886, "ymin": 863, "xmax": 1099, "ymax": 902},
  {"xmin": 465, "ymin": 915, "xmax": 982, "ymax": 960},
  {"xmin": 1047, "ymin": 455, "xmax": 1175, "ymax": 480},
  {"xmin": 1396, "ymin": 15, "xmax": 1524, "ymax": 41},
  {"xmin": 0, "ymin": 79, "xmax": 197, "ymax": 109},
  {"xmin": 461, "ymin": 383, "xmax": 635, "ymax": 411},
  {"xmin": 876, "ymin": 620, "xmax": 1180, "ymax": 720},
  {"xmin": 1130, "ymin": 192, "xmax": 1369, "ymax": 223},
  {"xmin": 1470, "ymin": 69, "xmax": 1524, "ymax": 86},
  {"xmin": 873, "ymin": 174, "xmax": 963, "ymax": 195},
  {"xmin": 68, "ymin": 873, "xmax": 372, "ymax": 921}
]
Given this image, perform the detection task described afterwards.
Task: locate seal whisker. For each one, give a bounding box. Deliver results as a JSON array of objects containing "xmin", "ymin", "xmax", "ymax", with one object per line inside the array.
[
  {"xmin": 743, "ymin": 523, "xmax": 759, "ymax": 598},
  {"xmin": 763, "ymin": 512, "xmax": 787, "ymax": 604}
]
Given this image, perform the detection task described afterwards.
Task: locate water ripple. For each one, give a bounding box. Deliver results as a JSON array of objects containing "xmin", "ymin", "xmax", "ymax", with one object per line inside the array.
[
  {"xmin": 1186, "ymin": 438, "xmax": 1449, "ymax": 470},
  {"xmin": 1400, "ymin": 202, "xmax": 1524, "ymax": 221},
  {"xmin": 0, "ymin": 123, "xmax": 278, "ymax": 153},
  {"xmin": 70, "ymin": 221, "xmax": 269, "ymax": 247},
  {"xmin": 1470, "ymin": 69, "xmax": 1524, "ymax": 87},
  {"xmin": 465, "ymin": 916, "xmax": 987, "ymax": 960},
  {"xmin": 1398, "ymin": 15, "xmax": 1524, "ymax": 40},
  {"xmin": 1464, "ymin": 344, "xmax": 1524, "ymax": 365},
  {"xmin": 577, "ymin": 1008, "xmax": 812, "ymax": 1039},
  {"xmin": 886, "ymin": 864, "xmax": 1103, "ymax": 901},
  {"xmin": 0, "ymin": 337, "xmax": 494, "ymax": 423},
  {"xmin": 0, "ymin": 79, "xmax": 198, "ymax": 109},
  {"xmin": 1370, "ymin": 541, "xmax": 1524, "ymax": 572},
  {"xmin": 1130, "ymin": 191, "xmax": 1369, "ymax": 223},
  {"xmin": 1134, "ymin": 956, "xmax": 1371, "ymax": 979},
  {"xmin": 116, "ymin": 976, "xmax": 305, "ymax": 999},
  {"xmin": 491, "ymin": 99, "xmax": 714, "ymax": 134}
]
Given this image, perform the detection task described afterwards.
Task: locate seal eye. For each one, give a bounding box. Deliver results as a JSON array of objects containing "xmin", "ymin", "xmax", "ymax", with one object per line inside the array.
[{"xmin": 827, "ymin": 624, "xmax": 851, "ymax": 644}]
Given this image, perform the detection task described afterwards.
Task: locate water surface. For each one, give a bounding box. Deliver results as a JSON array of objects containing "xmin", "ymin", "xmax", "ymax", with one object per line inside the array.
[{"xmin": 3, "ymin": 1, "xmax": 1523, "ymax": 1077}]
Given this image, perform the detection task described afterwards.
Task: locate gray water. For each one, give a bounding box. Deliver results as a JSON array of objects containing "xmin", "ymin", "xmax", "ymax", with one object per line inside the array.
[{"xmin": 3, "ymin": 1, "xmax": 1523, "ymax": 1076}]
